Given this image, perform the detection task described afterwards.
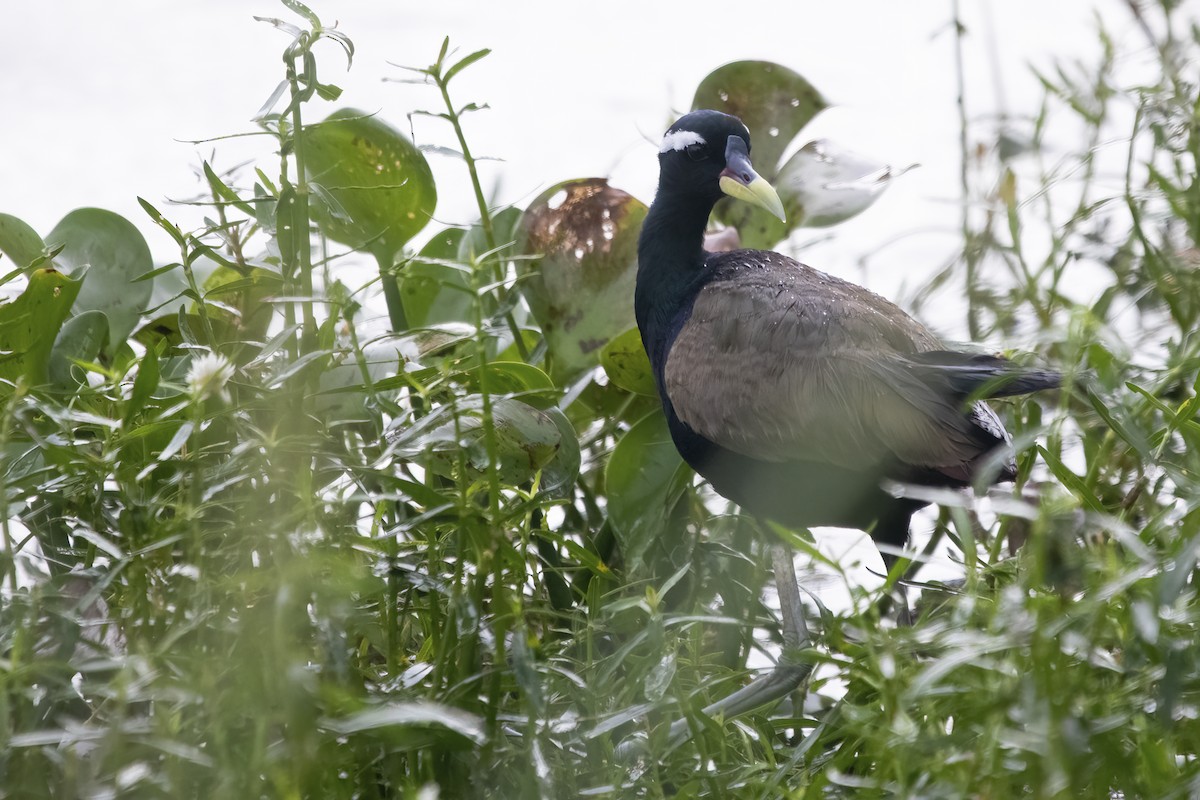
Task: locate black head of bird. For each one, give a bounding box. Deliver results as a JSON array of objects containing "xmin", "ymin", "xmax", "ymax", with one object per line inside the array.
[{"xmin": 635, "ymin": 109, "xmax": 1060, "ymax": 558}]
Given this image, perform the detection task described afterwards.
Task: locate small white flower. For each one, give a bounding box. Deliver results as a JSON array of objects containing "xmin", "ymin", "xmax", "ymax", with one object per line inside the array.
[{"xmin": 187, "ymin": 352, "xmax": 235, "ymax": 402}]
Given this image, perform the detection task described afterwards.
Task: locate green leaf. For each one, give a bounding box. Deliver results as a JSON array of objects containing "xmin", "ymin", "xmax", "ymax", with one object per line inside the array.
[
  {"xmin": 537, "ymin": 406, "xmax": 580, "ymax": 498},
  {"xmin": 0, "ymin": 268, "xmax": 83, "ymax": 386},
  {"xmin": 775, "ymin": 140, "xmax": 907, "ymax": 228},
  {"xmin": 458, "ymin": 205, "xmax": 521, "ymax": 262},
  {"xmin": 125, "ymin": 345, "xmax": 161, "ymax": 423},
  {"xmin": 443, "ymin": 48, "xmax": 491, "ymax": 84},
  {"xmin": 399, "ymin": 227, "xmax": 472, "ymax": 327},
  {"xmin": 324, "ymin": 701, "xmax": 486, "ymax": 746},
  {"xmin": 303, "ymin": 108, "xmax": 437, "ymax": 262},
  {"xmin": 389, "ymin": 395, "xmax": 562, "ymax": 487},
  {"xmin": 473, "ymin": 360, "xmax": 557, "ymax": 406},
  {"xmin": 605, "ymin": 410, "xmax": 691, "ymax": 569},
  {"xmin": 201, "ymin": 266, "xmax": 280, "ymax": 343},
  {"xmin": 514, "ymin": 179, "xmax": 647, "ymax": 379},
  {"xmin": 0, "ymin": 213, "xmax": 47, "ymax": 271},
  {"xmin": 46, "ymin": 208, "xmax": 155, "ymax": 352},
  {"xmin": 600, "ymin": 327, "xmax": 656, "ymax": 396},
  {"xmin": 48, "ymin": 310, "xmax": 108, "ymax": 388},
  {"xmin": 692, "ymin": 60, "xmax": 826, "ymax": 177}
]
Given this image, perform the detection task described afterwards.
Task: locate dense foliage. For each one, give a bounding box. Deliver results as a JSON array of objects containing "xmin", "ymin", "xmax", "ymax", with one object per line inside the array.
[{"xmin": 2, "ymin": 2, "xmax": 1199, "ymax": 797}]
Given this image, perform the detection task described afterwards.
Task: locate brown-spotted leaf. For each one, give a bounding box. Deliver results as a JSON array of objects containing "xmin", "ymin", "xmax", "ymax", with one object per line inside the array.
[
  {"xmin": 515, "ymin": 179, "xmax": 647, "ymax": 380},
  {"xmin": 303, "ymin": 108, "xmax": 437, "ymax": 262}
]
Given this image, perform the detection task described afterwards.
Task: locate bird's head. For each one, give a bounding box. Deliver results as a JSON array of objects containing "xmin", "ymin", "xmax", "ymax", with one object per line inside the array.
[{"xmin": 656, "ymin": 109, "xmax": 787, "ymax": 222}]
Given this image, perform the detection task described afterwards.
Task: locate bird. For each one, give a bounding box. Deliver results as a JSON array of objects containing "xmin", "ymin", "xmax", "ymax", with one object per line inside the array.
[{"xmin": 633, "ymin": 109, "xmax": 1060, "ymax": 743}]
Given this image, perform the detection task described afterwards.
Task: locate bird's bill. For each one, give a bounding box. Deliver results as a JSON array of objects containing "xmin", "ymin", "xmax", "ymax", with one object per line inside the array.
[{"xmin": 719, "ymin": 136, "xmax": 787, "ymax": 222}]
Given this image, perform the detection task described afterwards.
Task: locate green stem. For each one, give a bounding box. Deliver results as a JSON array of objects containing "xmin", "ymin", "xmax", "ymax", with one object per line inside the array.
[
  {"xmin": 433, "ymin": 66, "xmax": 528, "ymax": 360},
  {"xmin": 285, "ymin": 52, "xmax": 318, "ymax": 351}
]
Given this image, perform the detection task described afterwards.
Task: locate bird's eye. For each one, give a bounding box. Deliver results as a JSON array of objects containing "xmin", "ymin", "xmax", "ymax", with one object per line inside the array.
[{"xmin": 684, "ymin": 142, "xmax": 707, "ymax": 161}]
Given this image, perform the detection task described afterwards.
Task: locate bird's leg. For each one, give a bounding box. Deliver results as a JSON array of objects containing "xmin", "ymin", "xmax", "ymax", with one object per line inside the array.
[{"xmin": 664, "ymin": 542, "xmax": 812, "ymax": 749}]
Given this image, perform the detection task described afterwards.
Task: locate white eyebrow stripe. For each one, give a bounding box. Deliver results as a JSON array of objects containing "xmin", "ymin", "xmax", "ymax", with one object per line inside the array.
[{"xmin": 660, "ymin": 130, "xmax": 706, "ymax": 153}]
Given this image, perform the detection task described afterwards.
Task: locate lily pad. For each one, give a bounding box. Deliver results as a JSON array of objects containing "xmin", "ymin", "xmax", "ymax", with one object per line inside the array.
[
  {"xmin": 45, "ymin": 208, "xmax": 154, "ymax": 352},
  {"xmin": 692, "ymin": 60, "xmax": 826, "ymax": 178},
  {"xmin": 515, "ymin": 179, "xmax": 647, "ymax": 380},
  {"xmin": 303, "ymin": 108, "xmax": 437, "ymax": 262},
  {"xmin": 0, "ymin": 268, "xmax": 83, "ymax": 386},
  {"xmin": 600, "ymin": 327, "xmax": 656, "ymax": 396}
]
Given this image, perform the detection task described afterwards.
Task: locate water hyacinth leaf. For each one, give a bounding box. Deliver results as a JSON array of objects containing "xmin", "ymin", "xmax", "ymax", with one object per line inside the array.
[
  {"xmin": 316, "ymin": 342, "xmax": 401, "ymax": 421},
  {"xmin": 605, "ymin": 410, "xmax": 691, "ymax": 569},
  {"xmin": 399, "ymin": 227, "xmax": 472, "ymax": 328},
  {"xmin": 46, "ymin": 208, "xmax": 154, "ymax": 351},
  {"xmin": 48, "ymin": 310, "xmax": 108, "ymax": 388},
  {"xmin": 776, "ymin": 139, "xmax": 909, "ymax": 227},
  {"xmin": 600, "ymin": 327, "xmax": 657, "ymax": 396},
  {"xmin": 303, "ymin": 108, "xmax": 437, "ymax": 261},
  {"xmin": 692, "ymin": 60, "xmax": 826, "ymax": 177},
  {"xmin": 515, "ymin": 179, "xmax": 646, "ymax": 379},
  {"xmin": 473, "ymin": 360, "xmax": 557, "ymax": 407},
  {"xmin": 537, "ymin": 405, "xmax": 580, "ymax": 498},
  {"xmin": 0, "ymin": 268, "xmax": 83, "ymax": 386},
  {"xmin": 201, "ymin": 266, "xmax": 280, "ymax": 342},
  {"xmin": 458, "ymin": 205, "xmax": 521, "ymax": 262},
  {"xmin": 0, "ymin": 213, "xmax": 46, "ymax": 272}
]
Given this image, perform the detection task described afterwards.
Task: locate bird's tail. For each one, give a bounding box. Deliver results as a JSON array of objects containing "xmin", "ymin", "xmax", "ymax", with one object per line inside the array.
[{"xmin": 908, "ymin": 351, "xmax": 1062, "ymax": 399}]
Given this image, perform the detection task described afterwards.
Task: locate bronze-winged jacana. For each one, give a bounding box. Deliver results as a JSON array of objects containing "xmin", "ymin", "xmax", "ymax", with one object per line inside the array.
[{"xmin": 634, "ymin": 109, "xmax": 1060, "ymax": 744}]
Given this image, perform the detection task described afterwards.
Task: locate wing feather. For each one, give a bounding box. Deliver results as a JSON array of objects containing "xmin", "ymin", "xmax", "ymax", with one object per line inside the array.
[{"xmin": 663, "ymin": 252, "xmax": 1011, "ymax": 476}]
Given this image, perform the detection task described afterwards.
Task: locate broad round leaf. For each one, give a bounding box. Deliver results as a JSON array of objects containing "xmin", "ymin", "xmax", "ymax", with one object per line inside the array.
[
  {"xmin": 400, "ymin": 228, "xmax": 472, "ymax": 328},
  {"xmin": 389, "ymin": 395, "xmax": 562, "ymax": 487},
  {"xmin": 201, "ymin": 265, "xmax": 280, "ymax": 343},
  {"xmin": 600, "ymin": 327, "xmax": 656, "ymax": 396},
  {"xmin": 46, "ymin": 208, "xmax": 154, "ymax": 351},
  {"xmin": 605, "ymin": 410, "xmax": 691, "ymax": 569},
  {"xmin": 49, "ymin": 310, "xmax": 108, "ymax": 388},
  {"xmin": 0, "ymin": 268, "xmax": 83, "ymax": 386},
  {"xmin": 515, "ymin": 179, "xmax": 647, "ymax": 379},
  {"xmin": 0, "ymin": 213, "xmax": 46, "ymax": 272},
  {"xmin": 304, "ymin": 108, "xmax": 437, "ymax": 261},
  {"xmin": 692, "ymin": 60, "xmax": 826, "ymax": 177},
  {"xmin": 775, "ymin": 139, "xmax": 908, "ymax": 227}
]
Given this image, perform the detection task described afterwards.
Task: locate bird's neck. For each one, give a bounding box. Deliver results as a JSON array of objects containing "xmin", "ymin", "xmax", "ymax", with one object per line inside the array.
[{"xmin": 635, "ymin": 185, "xmax": 716, "ymax": 361}]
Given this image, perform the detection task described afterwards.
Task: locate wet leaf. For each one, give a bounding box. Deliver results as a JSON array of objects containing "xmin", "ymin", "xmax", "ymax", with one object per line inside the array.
[
  {"xmin": 303, "ymin": 108, "xmax": 437, "ymax": 262},
  {"xmin": 399, "ymin": 227, "xmax": 472, "ymax": 328},
  {"xmin": 46, "ymin": 208, "xmax": 155, "ymax": 351},
  {"xmin": 389, "ymin": 395, "xmax": 563, "ymax": 487},
  {"xmin": 605, "ymin": 410, "xmax": 691, "ymax": 569},
  {"xmin": 515, "ymin": 179, "xmax": 646, "ymax": 379},
  {"xmin": 692, "ymin": 60, "xmax": 826, "ymax": 176},
  {"xmin": 600, "ymin": 327, "xmax": 656, "ymax": 396},
  {"xmin": 0, "ymin": 268, "xmax": 83, "ymax": 386},
  {"xmin": 776, "ymin": 139, "xmax": 910, "ymax": 227},
  {"xmin": 458, "ymin": 206, "xmax": 521, "ymax": 262}
]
